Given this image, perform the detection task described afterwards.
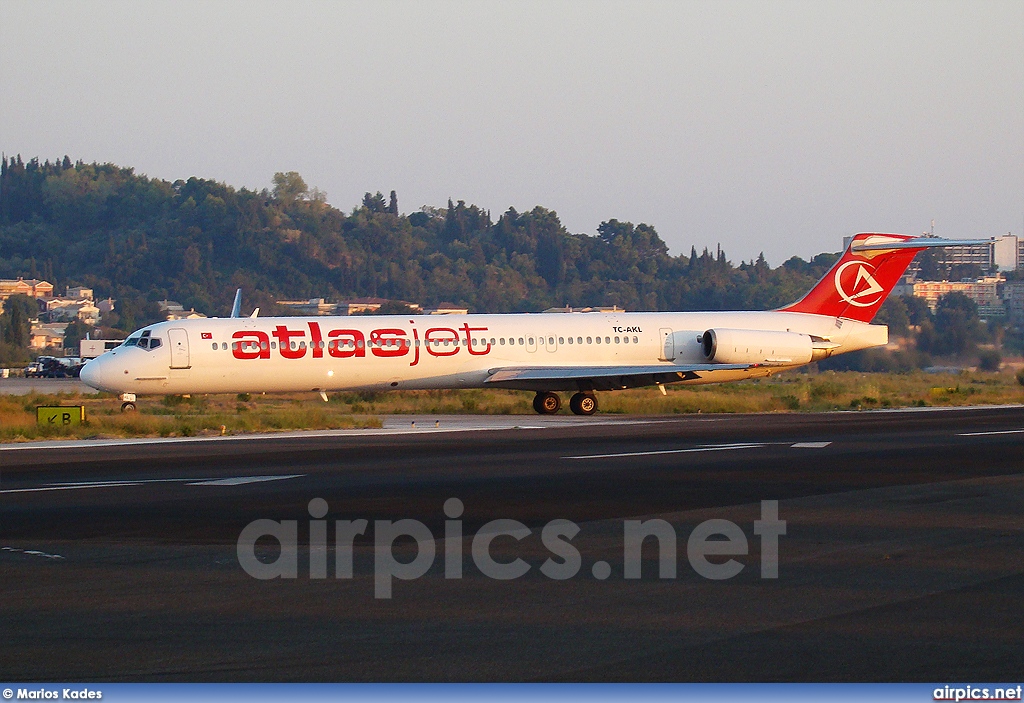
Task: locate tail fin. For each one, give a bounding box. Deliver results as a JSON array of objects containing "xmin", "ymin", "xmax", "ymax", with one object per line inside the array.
[{"xmin": 780, "ymin": 233, "xmax": 989, "ymax": 322}]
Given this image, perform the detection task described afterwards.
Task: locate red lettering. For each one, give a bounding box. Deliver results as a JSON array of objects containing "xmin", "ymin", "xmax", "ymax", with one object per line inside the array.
[
  {"xmin": 461, "ymin": 323, "xmax": 491, "ymax": 356},
  {"xmin": 232, "ymin": 331, "xmax": 270, "ymax": 360},
  {"xmin": 308, "ymin": 321, "xmax": 324, "ymax": 359},
  {"xmin": 409, "ymin": 322, "xmax": 420, "ymax": 367},
  {"xmin": 273, "ymin": 325, "xmax": 306, "ymax": 359},
  {"xmin": 370, "ymin": 328, "xmax": 409, "ymax": 358},
  {"xmin": 327, "ymin": 329, "xmax": 365, "ymax": 358},
  {"xmin": 424, "ymin": 327, "xmax": 460, "ymax": 357}
]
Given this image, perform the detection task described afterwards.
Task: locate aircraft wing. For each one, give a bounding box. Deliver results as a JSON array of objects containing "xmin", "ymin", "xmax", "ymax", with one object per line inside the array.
[{"xmin": 483, "ymin": 363, "xmax": 759, "ymax": 391}]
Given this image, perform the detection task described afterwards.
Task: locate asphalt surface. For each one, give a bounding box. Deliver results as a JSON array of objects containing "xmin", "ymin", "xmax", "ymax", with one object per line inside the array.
[{"xmin": 2, "ymin": 407, "xmax": 1024, "ymax": 681}]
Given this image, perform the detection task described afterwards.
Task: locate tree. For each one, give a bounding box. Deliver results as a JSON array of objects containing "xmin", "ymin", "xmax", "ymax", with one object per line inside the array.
[
  {"xmin": 920, "ymin": 292, "xmax": 982, "ymax": 357},
  {"xmin": 272, "ymin": 171, "xmax": 308, "ymax": 206},
  {"xmin": 0, "ymin": 293, "xmax": 35, "ymax": 347},
  {"xmin": 63, "ymin": 318, "xmax": 91, "ymax": 352},
  {"xmin": 388, "ymin": 190, "xmax": 398, "ymax": 215},
  {"xmin": 875, "ymin": 296, "xmax": 910, "ymax": 336}
]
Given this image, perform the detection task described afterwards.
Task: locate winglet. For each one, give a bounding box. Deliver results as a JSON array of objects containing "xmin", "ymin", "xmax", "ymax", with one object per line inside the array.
[{"xmin": 230, "ymin": 289, "xmax": 243, "ymax": 318}]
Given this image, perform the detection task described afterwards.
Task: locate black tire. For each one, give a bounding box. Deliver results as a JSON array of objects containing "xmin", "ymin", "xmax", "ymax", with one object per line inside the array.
[
  {"xmin": 569, "ymin": 392, "xmax": 598, "ymax": 416},
  {"xmin": 120, "ymin": 402, "xmax": 136, "ymax": 413},
  {"xmin": 533, "ymin": 391, "xmax": 561, "ymax": 414}
]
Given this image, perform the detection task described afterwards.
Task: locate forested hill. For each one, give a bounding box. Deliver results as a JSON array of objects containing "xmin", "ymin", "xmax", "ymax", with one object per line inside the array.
[{"xmin": 0, "ymin": 155, "xmax": 840, "ymax": 328}]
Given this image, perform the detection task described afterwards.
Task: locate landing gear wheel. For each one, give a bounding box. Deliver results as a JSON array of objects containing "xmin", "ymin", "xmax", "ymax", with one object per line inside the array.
[
  {"xmin": 120, "ymin": 401, "xmax": 136, "ymax": 413},
  {"xmin": 569, "ymin": 392, "xmax": 598, "ymax": 416},
  {"xmin": 533, "ymin": 391, "xmax": 561, "ymax": 414}
]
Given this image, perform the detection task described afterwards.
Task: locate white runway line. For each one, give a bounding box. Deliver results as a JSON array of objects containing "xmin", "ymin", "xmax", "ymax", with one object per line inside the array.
[
  {"xmin": 566, "ymin": 439, "xmax": 837, "ymax": 459},
  {"xmin": 1, "ymin": 546, "xmax": 65, "ymax": 560},
  {"xmin": 187, "ymin": 474, "xmax": 304, "ymax": 486},
  {"xmin": 957, "ymin": 429, "xmax": 1024, "ymax": 436},
  {"xmin": 565, "ymin": 443, "xmax": 763, "ymax": 459},
  {"xmin": 0, "ymin": 474, "xmax": 306, "ymax": 494}
]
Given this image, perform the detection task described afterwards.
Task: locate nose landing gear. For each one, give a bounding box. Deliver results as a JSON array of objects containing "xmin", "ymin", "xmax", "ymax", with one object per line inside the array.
[{"xmin": 119, "ymin": 393, "xmax": 137, "ymax": 413}]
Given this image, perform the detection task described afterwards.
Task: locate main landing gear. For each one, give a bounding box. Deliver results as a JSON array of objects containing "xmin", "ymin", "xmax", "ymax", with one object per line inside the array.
[{"xmin": 532, "ymin": 391, "xmax": 598, "ymax": 416}]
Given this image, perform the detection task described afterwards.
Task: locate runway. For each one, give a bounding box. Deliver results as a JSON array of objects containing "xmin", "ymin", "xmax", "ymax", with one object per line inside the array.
[{"xmin": 3, "ymin": 406, "xmax": 1024, "ymax": 681}]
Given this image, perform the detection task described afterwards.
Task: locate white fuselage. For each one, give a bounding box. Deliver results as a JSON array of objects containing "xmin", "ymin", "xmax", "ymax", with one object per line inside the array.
[{"xmin": 81, "ymin": 310, "xmax": 886, "ymax": 396}]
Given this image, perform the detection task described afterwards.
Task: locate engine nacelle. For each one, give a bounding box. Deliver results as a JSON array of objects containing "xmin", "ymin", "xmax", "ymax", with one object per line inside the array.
[{"xmin": 701, "ymin": 328, "xmax": 813, "ymax": 365}]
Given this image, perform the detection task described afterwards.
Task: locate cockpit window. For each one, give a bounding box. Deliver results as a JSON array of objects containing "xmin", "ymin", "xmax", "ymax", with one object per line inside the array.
[
  {"xmin": 123, "ymin": 337, "xmax": 140, "ymax": 347},
  {"xmin": 138, "ymin": 338, "xmax": 150, "ymax": 349},
  {"xmin": 149, "ymin": 338, "xmax": 162, "ymax": 349}
]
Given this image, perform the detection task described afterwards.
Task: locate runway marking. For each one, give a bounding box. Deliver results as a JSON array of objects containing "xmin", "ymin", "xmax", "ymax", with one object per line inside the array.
[
  {"xmin": 1, "ymin": 546, "xmax": 64, "ymax": 560},
  {"xmin": 957, "ymin": 429, "xmax": 1024, "ymax": 436},
  {"xmin": 565, "ymin": 443, "xmax": 763, "ymax": 459},
  {"xmin": 0, "ymin": 474, "xmax": 306, "ymax": 494},
  {"xmin": 187, "ymin": 474, "xmax": 304, "ymax": 486},
  {"xmin": 792, "ymin": 441, "xmax": 832, "ymax": 448}
]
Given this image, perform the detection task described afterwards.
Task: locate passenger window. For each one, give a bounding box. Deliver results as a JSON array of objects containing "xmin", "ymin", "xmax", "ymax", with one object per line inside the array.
[
  {"xmin": 615, "ymin": 336, "xmax": 620, "ymax": 344},
  {"xmin": 567, "ymin": 337, "xmax": 573, "ymax": 345},
  {"xmin": 528, "ymin": 337, "xmax": 534, "ymax": 345},
  {"xmin": 519, "ymin": 338, "xmax": 525, "ymax": 345},
  {"xmin": 299, "ymin": 341, "xmax": 306, "ymax": 349},
  {"xmin": 605, "ymin": 337, "xmax": 611, "ymax": 344},
  {"xmin": 232, "ymin": 342, "xmax": 239, "ymax": 351},
  {"xmin": 586, "ymin": 337, "xmax": 592, "ymax": 344},
  {"xmin": 595, "ymin": 337, "xmax": 601, "ymax": 344},
  {"xmin": 261, "ymin": 341, "xmax": 268, "ymax": 350},
  {"xmin": 489, "ymin": 338, "xmax": 495, "ymax": 345},
  {"xmin": 578, "ymin": 337, "xmax": 583, "ymax": 344},
  {"xmin": 633, "ymin": 336, "xmax": 638, "ymax": 344},
  {"xmin": 548, "ymin": 337, "xmax": 554, "ymax": 345}
]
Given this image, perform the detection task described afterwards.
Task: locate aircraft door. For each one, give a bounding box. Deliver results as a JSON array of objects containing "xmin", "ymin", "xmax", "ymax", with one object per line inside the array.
[
  {"xmin": 168, "ymin": 328, "xmax": 190, "ymax": 368},
  {"xmin": 659, "ymin": 328, "xmax": 674, "ymax": 361}
]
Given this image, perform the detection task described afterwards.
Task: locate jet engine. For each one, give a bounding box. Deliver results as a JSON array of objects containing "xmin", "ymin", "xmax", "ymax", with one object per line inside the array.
[{"xmin": 700, "ymin": 328, "xmax": 814, "ymax": 365}]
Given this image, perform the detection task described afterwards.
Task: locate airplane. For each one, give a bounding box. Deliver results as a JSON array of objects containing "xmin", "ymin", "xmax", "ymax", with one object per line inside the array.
[{"xmin": 80, "ymin": 233, "xmax": 987, "ymax": 415}]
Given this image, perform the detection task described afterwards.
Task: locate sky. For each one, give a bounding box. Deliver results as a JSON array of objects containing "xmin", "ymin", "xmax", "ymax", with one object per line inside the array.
[{"xmin": 1, "ymin": 0, "xmax": 1021, "ymax": 265}]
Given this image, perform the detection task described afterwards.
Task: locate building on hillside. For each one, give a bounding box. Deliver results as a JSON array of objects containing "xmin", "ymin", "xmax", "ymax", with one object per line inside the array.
[
  {"xmin": 276, "ymin": 298, "xmax": 340, "ymax": 315},
  {"xmin": 29, "ymin": 322, "xmax": 68, "ymax": 350},
  {"xmin": 157, "ymin": 300, "xmax": 207, "ymax": 321},
  {"xmin": 334, "ymin": 297, "xmax": 387, "ymax": 315},
  {"xmin": 1001, "ymin": 282, "xmax": 1024, "ymax": 324},
  {"xmin": 893, "ymin": 277, "xmax": 1005, "ymax": 318},
  {"xmin": 543, "ymin": 305, "xmax": 626, "ymax": 313},
  {"xmin": 0, "ymin": 277, "xmax": 54, "ymax": 300},
  {"xmin": 423, "ymin": 303, "xmax": 469, "ymax": 315},
  {"xmin": 96, "ymin": 298, "xmax": 116, "ymax": 316},
  {"xmin": 65, "ymin": 286, "xmax": 94, "ymax": 299},
  {"xmin": 47, "ymin": 300, "xmax": 101, "ymax": 326}
]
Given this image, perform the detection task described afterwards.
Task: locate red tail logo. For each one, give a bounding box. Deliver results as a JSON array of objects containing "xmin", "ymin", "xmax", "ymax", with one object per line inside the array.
[{"xmin": 781, "ymin": 233, "xmax": 922, "ymax": 322}]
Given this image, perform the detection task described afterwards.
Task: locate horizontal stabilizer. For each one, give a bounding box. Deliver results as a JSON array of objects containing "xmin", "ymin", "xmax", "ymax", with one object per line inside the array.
[{"xmin": 852, "ymin": 237, "xmax": 991, "ymax": 252}]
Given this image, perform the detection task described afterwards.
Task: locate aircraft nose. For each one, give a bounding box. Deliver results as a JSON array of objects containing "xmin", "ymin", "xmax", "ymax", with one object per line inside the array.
[{"xmin": 79, "ymin": 358, "xmax": 104, "ymax": 390}]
